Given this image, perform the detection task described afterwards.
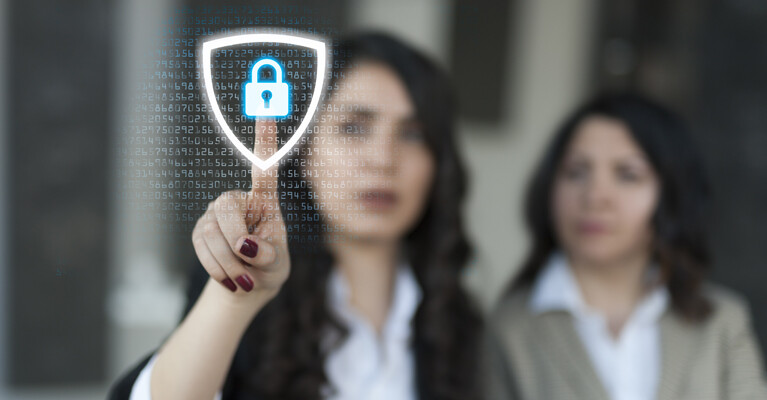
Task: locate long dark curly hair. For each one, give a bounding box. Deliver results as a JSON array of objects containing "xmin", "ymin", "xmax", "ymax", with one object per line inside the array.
[
  {"xmin": 230, "ymin": 33, "xmax": 482, "ymax": 400},
  {"xmin": 512, "ymin": 93, "xmax": 712, "ymax": 322}
]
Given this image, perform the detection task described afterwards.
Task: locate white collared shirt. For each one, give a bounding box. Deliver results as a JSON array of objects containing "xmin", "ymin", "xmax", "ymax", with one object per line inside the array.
[
  {"xmin": 129, "ymin": 265, "xmax": 421, "ymax": 400},
  {"xmin": 529, "ymin": 252, "xmax": 669, "ymax": 400}
]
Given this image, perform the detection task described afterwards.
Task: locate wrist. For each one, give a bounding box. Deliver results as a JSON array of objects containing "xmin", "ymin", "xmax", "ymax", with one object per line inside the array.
[{"xmin": 200, "ymin": 278, "xmax": 277, "ymax": 320}]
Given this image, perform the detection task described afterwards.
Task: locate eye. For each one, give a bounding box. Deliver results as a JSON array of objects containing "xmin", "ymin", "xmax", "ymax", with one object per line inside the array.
[
  {"xmin": 616, "ymin": 165, "xmax": 645, "ymax": 182},
  {"xmin": 400, "ymin": 123, "xmax": 425, "ymax": 142},
  {"xmin": 562, "ymin": 163, "xmax": 589, "ymax": 181},
  {"xmin": 341, "ymin": 121, "xmax": 368, "ymax": 136}
]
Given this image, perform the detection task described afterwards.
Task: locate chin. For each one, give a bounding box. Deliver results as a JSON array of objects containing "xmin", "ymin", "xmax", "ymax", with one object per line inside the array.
[
  {"xmin": 343, "ymin": 215, "xmax": 408, "ymax": 241},
  {"xmin": 568, "ymin": 242, "xmax": 626, "ymax": 267}
]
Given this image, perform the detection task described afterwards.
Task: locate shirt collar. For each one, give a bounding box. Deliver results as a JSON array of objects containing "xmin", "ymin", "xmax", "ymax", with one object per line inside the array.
[
  {"xmin": 327, "ymin": 262, "xmax": 422, "ymax": 340},
  {"xmin": 529, "ymin": 251, "xmax": 587, "ymax": 315},
  {"xmin": 529, "ymin": 251, "xmax": 669, "ymax": 324}
]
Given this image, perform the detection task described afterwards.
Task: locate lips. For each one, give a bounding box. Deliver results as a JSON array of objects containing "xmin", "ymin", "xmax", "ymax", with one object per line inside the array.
[
  {"xmin": 577, "ymin": 221, "xmax": 608, "ymax": 235},
  {"xmin": 360, "ymin": 190, "xmax": 398, "ymax": 210}
]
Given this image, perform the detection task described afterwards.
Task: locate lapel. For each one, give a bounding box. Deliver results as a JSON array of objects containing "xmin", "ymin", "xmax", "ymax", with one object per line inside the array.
[
  {"xmin": 533, "ymin": 311, "xmax": 611, "ymax": 400},
  {"xmin": 655, "ymin": 311, "xmax": 696, "ymax": 400}
]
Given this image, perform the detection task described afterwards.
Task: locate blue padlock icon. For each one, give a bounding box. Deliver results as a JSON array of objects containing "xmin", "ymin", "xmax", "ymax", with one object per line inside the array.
[{"xmin": 244, "ymin": 58, "xmax": 290, "ymax": 117}]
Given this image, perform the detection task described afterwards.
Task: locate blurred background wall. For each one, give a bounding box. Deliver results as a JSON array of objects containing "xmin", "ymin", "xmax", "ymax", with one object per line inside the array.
[{"xmin": 0, "ymin": 0, "xmax": 765, "ymax": 398}]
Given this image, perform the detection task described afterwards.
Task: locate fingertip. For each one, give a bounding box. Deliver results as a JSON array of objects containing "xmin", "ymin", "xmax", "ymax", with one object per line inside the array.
[
  {"xmin": 236, "ymin": 235, "xmax": 277, "ymax": 269},
  {"xmin": 252, "ymin": 118, "xmax": 279, "ymax": 163},
  {"xmin": 235, "ymin": 274, "xmax": 254, "ymax": 292},
  {"xmin": 237, "ymin": 237, "xmax": 259, "ymax": 259},
  {"xmin": 254, "ymin": 118, "xmax": 277, "ymax": 138},
  {"xmin": 221, "ymin": 277, "xmax": 237, "ymax": 292}
]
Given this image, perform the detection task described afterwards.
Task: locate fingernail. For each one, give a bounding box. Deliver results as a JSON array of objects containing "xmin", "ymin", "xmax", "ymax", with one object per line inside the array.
[
  {"xmin": 239, "ymin": 238, "xmax": 259, "ymax": 258},
  {"xmin": 235, "ymin": 274, "xmax": 254, "ymax": 292},
  {"xmin": 221, "ymin": 278, "xmax": 237, "ymax": 292}
]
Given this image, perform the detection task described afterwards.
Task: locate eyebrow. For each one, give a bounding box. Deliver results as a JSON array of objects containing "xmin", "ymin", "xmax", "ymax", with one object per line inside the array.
[
  {"xmin": 399, "ymin": 114, "xmax": 419, "ymax": 124},
  {"xmin": 347, "ymin": 108, "xmax": 377, "ymax": 120},
  {"xmin": 345, "ymin": 108, "xmax": 419, "ymax": 125}
]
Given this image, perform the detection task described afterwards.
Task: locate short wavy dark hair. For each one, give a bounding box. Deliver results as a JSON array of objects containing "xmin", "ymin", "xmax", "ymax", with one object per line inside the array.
[
  {"xmin": 234, "ymin": 32, "xmax": 482, "ymax": 400},
  {"xmin": 513, "ymin": 93, "xmax": 713, "ymax": 322}
]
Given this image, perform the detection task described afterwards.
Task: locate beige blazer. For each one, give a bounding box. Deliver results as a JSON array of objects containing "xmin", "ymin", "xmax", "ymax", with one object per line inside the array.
[{"xmin": 484, "ymin": 284, "xmax": 767, "ymax": 400}]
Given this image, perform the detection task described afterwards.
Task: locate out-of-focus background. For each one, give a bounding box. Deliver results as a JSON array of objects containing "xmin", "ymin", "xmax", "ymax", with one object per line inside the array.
[{"xmin": 1, "ymin": 0, "xmax": 765, "ymax": 398}]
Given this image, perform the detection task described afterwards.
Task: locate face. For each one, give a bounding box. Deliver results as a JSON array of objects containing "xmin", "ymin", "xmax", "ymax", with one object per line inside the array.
[
  {"xmin": 306, "ymin": 61, "xmax": 435, "ymax": 242},
  {"xmin": 552, "ymin": 115, "xmax": 660, "ymax": 267}
]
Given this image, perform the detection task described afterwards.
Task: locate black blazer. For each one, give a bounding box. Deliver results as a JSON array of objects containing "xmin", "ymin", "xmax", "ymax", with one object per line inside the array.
[
  {"xmin": 107, "ymin": 261, "xmax": 439, "ymax": 400},
  {"xmin": 108, "ymin": 261, "xmax": 264, "ymax": 400}
]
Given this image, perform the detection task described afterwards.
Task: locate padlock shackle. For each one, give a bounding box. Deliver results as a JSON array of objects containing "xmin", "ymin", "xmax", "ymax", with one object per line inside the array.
[{"xmin": 252, "ymin": 58, "xmax": 284, "ymax": 83}]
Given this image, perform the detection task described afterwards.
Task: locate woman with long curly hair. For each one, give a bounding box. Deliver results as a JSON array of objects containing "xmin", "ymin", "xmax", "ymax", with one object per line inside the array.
[{"xmin": 109, "ymin": 33, "xmax": 482, "ymax": 400}]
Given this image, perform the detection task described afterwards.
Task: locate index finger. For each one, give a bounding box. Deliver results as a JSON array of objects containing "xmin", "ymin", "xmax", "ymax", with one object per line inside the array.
[
  {"xmin": 210, "ymin": 191, "xmax": 250, "ymax": 252},
  {"xmin": 251, "ymin": 118, "xmax": 280, "ymax": 195}
]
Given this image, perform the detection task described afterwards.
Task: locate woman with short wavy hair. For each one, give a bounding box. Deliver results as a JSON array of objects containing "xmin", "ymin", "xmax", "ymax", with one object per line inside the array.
[{"xmin": 486, "ymin": 94, "xmax": 767, "ymax": 400}]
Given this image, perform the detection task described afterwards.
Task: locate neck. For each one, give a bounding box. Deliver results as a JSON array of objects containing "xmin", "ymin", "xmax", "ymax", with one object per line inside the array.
[
  {"xmin": 568, "ymin": 252, "xmax": 651, "ymax": 338},
  {"xmin": 329, "ymin": 236, "xmax": 400, "ymax": 334}
]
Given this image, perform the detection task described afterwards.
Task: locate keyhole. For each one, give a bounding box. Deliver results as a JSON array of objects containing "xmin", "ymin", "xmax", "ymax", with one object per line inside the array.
[{"xmin": 262, "ymin": 90, "xmax": 272, "ymax": 108}]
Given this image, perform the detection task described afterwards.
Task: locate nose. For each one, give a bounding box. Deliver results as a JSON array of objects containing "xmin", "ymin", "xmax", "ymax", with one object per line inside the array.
[
  {"xmin": 583, "ymin": 170, "xmax": 613, "ymax": 210},
  {"xmin": 360, "ymin": 123, "xmax": 396, "ymax": 172}
]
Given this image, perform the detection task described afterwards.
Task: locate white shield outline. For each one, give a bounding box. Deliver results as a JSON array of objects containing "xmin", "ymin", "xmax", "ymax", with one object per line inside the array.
[{"xmin": 201, "ymin": 33, "xmax": 327, "ymax": 170}]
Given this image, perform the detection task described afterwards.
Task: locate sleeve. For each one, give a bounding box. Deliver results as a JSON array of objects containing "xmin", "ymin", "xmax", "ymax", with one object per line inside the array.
[
  {"xmin": 482, "ymin": 322, "xmax": 520, "ymax": 400},
  {"xmin": 107, "ymin": 260, "xmax": 215, "ymax": 400},
  {"xmin": 128, "ymin": 352, "xmax": 223, "ymax": 400},
  {"xmin": 722, "ymin": 296, "xmax": 767, "ymax": 399}
]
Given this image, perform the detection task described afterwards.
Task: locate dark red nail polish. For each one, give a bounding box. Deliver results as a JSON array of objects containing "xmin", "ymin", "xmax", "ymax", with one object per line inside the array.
[
  {"xmin": 221, "ymin": 278, "xmax": 237, "ymax": 292},
  {"xmin": 235, "ymin": 274, "xmax": 254, "ymax": 292},
  {"xmin": 239, "ymin": 238, "xmax": 258, "ymax": 258}
]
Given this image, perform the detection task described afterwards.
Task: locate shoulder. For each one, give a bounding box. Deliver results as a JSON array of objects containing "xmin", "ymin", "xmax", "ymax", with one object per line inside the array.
[
  {"xmin": 487, "ymin": 286, "xmax": 536, "ymax": 337},
  {"xmin": 701, "ymin": 282, "xmax": 753, "ymax": 327}
]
